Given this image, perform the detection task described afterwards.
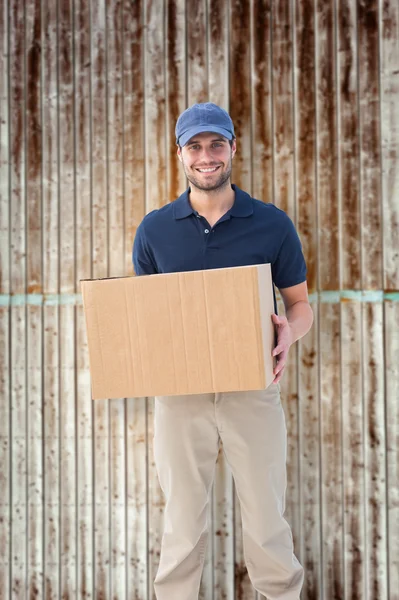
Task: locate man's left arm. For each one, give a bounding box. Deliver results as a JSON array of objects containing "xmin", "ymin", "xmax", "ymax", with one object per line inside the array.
[{"xmin": 271, "ymin": 281, "xmax": 314, "ymax": 384}]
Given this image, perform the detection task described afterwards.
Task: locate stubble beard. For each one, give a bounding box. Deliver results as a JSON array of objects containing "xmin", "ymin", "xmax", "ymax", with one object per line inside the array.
[{"xmin": 183, "ymin": 155, "xmax": 233, "ymax": 193}]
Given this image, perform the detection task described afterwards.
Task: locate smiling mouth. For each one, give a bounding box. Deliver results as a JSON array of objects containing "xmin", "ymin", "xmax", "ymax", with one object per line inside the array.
[{"xmin": 195, "ymin": 166, "xmax": 221, "ymax": 173}]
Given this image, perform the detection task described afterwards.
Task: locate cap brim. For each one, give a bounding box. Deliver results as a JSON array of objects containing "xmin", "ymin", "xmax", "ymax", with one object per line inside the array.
[{"xmin": 178, "ymin": 125, "xmax": 234, "ymax": 147}]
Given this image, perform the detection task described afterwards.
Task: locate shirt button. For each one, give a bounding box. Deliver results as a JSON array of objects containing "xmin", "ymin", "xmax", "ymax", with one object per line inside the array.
[{"xmin": 204, "ymin": 229, "xmax": 209, "ymax": 234}]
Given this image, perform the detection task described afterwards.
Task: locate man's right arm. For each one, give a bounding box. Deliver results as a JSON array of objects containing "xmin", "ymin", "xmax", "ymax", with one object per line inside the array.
[{"xmin": 132, "ymin": 221, "xmax": 158, "ymax": 275}]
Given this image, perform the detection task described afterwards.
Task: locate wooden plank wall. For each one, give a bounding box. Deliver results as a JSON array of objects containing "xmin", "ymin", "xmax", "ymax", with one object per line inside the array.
[{"xmin": 0, "ymin": 1, "xmax": 398, "ymax": 599}]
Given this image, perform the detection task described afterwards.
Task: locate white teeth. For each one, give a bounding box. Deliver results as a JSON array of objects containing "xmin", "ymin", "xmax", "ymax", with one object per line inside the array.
[{"xmin": 197, "ymin": 167, "xmax": 219, "ymax": 173}]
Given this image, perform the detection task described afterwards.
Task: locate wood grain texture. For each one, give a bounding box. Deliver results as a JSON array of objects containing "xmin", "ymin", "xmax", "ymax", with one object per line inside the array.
[
  {"xmin": 319, "ymin": 304, "xmax": 344, "ymax": 599},
  {"xmin": 187, "ymin": 0, "xmax": 208, "ymax": 105},
  {"xmin": 91, "ymin": 0, "xmax": 111, "ymax": 598},
  {"xmin": 0, "ymin": 0, "xmax": 10, "ymax": 596},
  {"xmin": 294, "ymin": 0, "xmax": 317, "ymax": 293},
  {"xmin": 380, "ymin": 0, "xmax": 399, "ymax": 290},
  {"xmin": 385, "ymin": 301, "xmax": 399, "ymax": 600},
  {"xmin": 298, "ymin": 303, "xmax": 322, "ymax": 600},
  {"xmin": 341, "ymin": 301, "xmax": 366, "ymax": 599},
  {"xmin": 9, "ymin": 0, "xmax": 27, "ymax": 597},
  {"xmin": 1, "ymin": 1, "xmax": 398, "ymax": 598},
  {"xmin": 107, "ymin": 2, "xmax": 127, "ymax": 597},
  {"xmin": 358, "ymin": 0, "xmax": 382, "ymax": 290},
  {"xmin": 75, "ymin": 0, "xmax": 94, "ymax": 597},
  {"xmin": 338, "ymin": 0, "xmax": 361, "ymax": 290},
  {"xmin": 251, "ymin": 0, "xmax": 273, "ymax": 205},
  {"xmin": 145, "ymin": 1, "xmax": 167, "ymax": 596},
  {"xmin": 363, "ymin": 302, "xmax": 387, "ymax": 599}
]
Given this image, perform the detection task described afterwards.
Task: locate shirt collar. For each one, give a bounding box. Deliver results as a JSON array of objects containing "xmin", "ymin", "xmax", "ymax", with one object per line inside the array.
[{"xmin": 173, "ymin": 184, "xmax": 254, "ymax": 220}]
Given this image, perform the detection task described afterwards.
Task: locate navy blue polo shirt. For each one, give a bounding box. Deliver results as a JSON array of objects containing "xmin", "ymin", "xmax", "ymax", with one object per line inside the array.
[{"xmin": 132, "ymin": 184, "xmax": 307, "ymax": 305}]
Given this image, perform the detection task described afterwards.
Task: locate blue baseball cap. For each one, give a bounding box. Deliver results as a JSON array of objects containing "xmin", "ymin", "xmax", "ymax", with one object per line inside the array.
[{"xmin": 175, "ymin": 102, "xmax": 235, "ymax": 147}]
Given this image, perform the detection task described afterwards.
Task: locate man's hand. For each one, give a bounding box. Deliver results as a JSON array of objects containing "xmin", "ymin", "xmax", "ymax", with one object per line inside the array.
[{"xmin": 271, "ymin": 314, "xmax": 294, "ymax": 384}]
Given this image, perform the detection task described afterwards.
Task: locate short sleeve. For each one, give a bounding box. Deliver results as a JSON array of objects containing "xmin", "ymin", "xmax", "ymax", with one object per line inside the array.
[
  {"xmin": 272, "ymin": 215, "xmax": 307, "ymax": 289},
  {"xmin": 132, "ymin": 220, "xmax": 158, "ymax": 275}
]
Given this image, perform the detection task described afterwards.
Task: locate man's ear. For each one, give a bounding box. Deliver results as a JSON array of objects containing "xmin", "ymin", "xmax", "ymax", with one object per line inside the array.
[
  {"xmin": 231, "ymin": 138, "xmax": 237, "ymax": 159},
  {"xmin": 177, "ymin": 145, "xmax": 183, "ymax": 162}
]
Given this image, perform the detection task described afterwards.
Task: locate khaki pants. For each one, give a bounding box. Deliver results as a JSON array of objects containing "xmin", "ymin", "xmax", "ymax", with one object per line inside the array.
[{"xmin": 153, "ymin": 384, "xmax": 304, "ymax": 600}]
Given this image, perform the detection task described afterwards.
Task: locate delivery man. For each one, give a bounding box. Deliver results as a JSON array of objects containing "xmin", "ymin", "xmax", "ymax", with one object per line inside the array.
[{"xmin": 133, "ymin": 103, "xmax": 314, "ymax": 600}]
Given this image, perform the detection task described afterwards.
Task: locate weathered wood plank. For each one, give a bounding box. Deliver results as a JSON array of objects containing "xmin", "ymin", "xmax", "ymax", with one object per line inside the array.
[
  {"xmin": 59, "ymin": 0, "xmax": 77, "ymax": 596},
  {"xmin": 316, "ymin": 0, "xmax": 339, "ymax": 291},
  {"xmin": 26, "ymin": 0, "xmax": 44, "ymax": 596},
  {"xmin": 294, "ymin": 0, "xmax": 317, "ymax": 294},
  {"xmin": 380, "ymin": 0, "xmax": 399, "ymax": 290},
  {"xmin": 272, "ymin": 5, "xmax": 300, "ymax": 587},
  {"xmin": 358, "ymin": 0, "xmax": 382, "ymax": 290},
  {"xmin": 74, "ymin": 16, "xmax": 95, "ymax": 600},
  {"xmin": 123, "ymin": 1, "xmax": 148, "ymax": 598},
  {"xmin": 363, "ymin": 302, "xmax": 388, "ymax": 599},
  {"xmin": 145, "ymin": 0, "xmax": 167, "ymax": 214},
  {"xmin": 208, "ymin": 0, "xmax": 229, "ymax": 108},
  {"xmin": 251, "ymin": 0, "xmax": 272, "ymax": 204},
  {"xmin": 319, "ymin": 303, "xmax": 344, "ymax": 600},
  {"xmin": 165, "ymin": 0, "xmax": 186, "ymax": 203},
  {"xmin": 0, "ymin": 306, "xmax": 10, "ymax": 599},
  {"xmin": 384, "ymin": 301, "xmax": 399, "ymax": 600},
  {"xmin": 75, "ymin": 0, "xmax": 94, "ymax": 597},
  {"xmin": 90, "ymin": 0, "xmax": 111, "ymax": 597},
  {"xmin": 42, "ymin": 0, "xmax": 60, "ymax": 595},
  {"xmin": 107, "ymin": 2, "xmax": 126, "ymax": 596},
  {"xmin": 126, "ymin": 398, "xmax": 148, "ymax": 599},
  {"xmin": 187, "ymin": 0, "xmax": 208, "ymax": 105},
  {"xmin": 10, "ymin": 0, "xmax": 27, "ymax": 596},
  {"xmin": 0, "ymin": 0, "xmax": 10, "ymax": 594},
  {"xmin": 298, "ymin": 302, "xmax": 321, "ymax": 599},
  {"xmin": 229, "ymin": 2, "xmax": 253, "ymax": 597},
  {"xmin": 230, "ymin": 0, "xmax": 251, "ymax": 193},
  {"xmin": 124, "ymin": 0, "xmax": 146, "ymax": 276},
  {"xmin": 145, "ymin": 1, "xmax": 167, "ymax": 596},
  {"xmin": 341, "ymin": 301, "xmax": 366, "ymax": 599},
  {"xmin": 337, "ymin": 0, "xmax": 361, "ymax": 290}
]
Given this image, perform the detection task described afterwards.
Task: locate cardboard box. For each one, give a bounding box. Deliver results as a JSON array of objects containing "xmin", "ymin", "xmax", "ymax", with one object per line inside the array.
[{"xmin": 80, "ymin": 264, "xmax": 275, "ymax": 399}]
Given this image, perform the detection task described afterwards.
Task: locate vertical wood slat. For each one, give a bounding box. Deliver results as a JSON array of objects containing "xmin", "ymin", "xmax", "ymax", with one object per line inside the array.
[
  {"xmin": 59, "ymin": 0, "xmax": 78, "ymax": 598},
  {"xmin": 10, "ymin": 0, "xmax": 27, "ymax": 598},
  {"xmin": 26, "ymin": 1, "xmax": 43, "ymax": 599},
  {"xmin": 380, "ymin": 0, "xmax": 399, "ymax": 291},
  {"xmin": 91, "ymin": 0, "xmax": 111, "ymax": 598},
  {"xmin": 251, "ymin": 0, "xmax": 273, "ymax": 205},
  {"xmin": 341, "ymin": 301, "xmax": 366, "ymax": 600},
  {"xmin": 380, "ymin": 5, "xmax": 399, "ymax": 595},
  {"xmin": 316, "ymin": 2, "xmax": 343, "ymax": 597},
  {"xmin": 385, "ymin": 302, "xmax": 399, "ymax": 600},
  {"xmin": 43, "ymin": 0, "xmax": 60, "ymax": 596},
  {"xmin": 75, "ymin": 0, "xmax": 94, "ymax": 597},
  {"xmin": 123, "ymin": 1, "xmax": 148, "ymax": 598},
  {"xmin": 298, "ymin": 303, "xmax": 322, "ymax": 600},
  {"xmin": 0, "ymin": 0, "xmax": 10, "ymax": 597},
  {"xmin": 107, "ymin": 2, "xmax": 126, "ymax": 599},
  {"xmin": 272, "ymin": 4, "xmax": 300, "ymax": 584},
  {"xmin": 358, "ymin": 0, "xmax": 382, "ymax": 291},
  {"xmin": 187, "ymin": 0, "xmax": 208, "ymax": 105},
  {"xmin": 229, "ymin": 2, "xmax": 253, "ymax": 598},
  {"xmin": 145, "ymin": 1, "xmax": 167, "ymax": 597},
  {"xmin": 363, "ymin": 303, "xmax": 387, "ymax": 599},
  {"xmin": 294, "ymin": 1, "xmax": 321, "ymax": 597}
]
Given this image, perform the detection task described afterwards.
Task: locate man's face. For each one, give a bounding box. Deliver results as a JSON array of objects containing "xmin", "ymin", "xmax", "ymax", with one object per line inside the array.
[{"xmin": 177, "ymin": 132, "xmax": 236, "ymax": 192}]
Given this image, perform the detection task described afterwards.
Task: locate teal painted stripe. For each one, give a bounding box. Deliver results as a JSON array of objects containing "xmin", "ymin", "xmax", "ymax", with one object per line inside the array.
[
  {"xmin": 0, "ymin": 290, "xmax": 398, "ymax": 306},
  {"xmin": 0, "ymin": 294, "xmax": 83, "ymax": 306}
]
